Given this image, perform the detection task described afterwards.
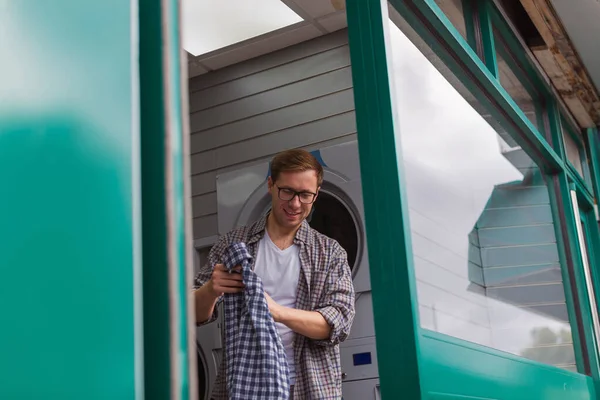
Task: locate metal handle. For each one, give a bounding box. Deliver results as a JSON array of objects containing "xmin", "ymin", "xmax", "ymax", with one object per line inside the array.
[{"xmin": 374, "ymin": 384, "xmax": 381, "ymax": 400}]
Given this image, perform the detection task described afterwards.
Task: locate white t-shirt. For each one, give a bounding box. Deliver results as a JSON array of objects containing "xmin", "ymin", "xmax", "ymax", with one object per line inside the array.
[{"xmin": 253, "ymin": 230, "xmax": 301, "ymax": 385}]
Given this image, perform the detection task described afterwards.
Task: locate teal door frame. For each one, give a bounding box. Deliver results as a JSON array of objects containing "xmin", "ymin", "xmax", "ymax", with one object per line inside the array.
[
  {"xmin": 345, "ymin": 0, "xmax": 423, "ymax": 398},
  {"xmin": 139, "ymin": 0, "xmax": 197, "ymax": 399},
  {"xmin": 0, "ymin": 1, "xmax": 196, "ymax": 399}
]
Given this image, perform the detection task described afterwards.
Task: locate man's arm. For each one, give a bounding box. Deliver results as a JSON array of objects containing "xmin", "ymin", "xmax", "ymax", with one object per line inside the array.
[
  {"xmin": 267, "ymin": 243, "xmax": 356, "ymax": 345},
  {"xmin": 194, "ymin": 283, "xmax": 220, "ymax": 324},
  {"xmin": 192, "ymin": 234, "xmax": 237, "ymax": 325},
  {"xmin": 312, "ymin": 244, "xmax": 355, "ymax": 345},
  {"xmin": 193, "ymin": 261, "xmax": 220, "ymax": 325},
  {"xmin": 265, "ymin": 293, "xmax": 331, "ymax": 340}
]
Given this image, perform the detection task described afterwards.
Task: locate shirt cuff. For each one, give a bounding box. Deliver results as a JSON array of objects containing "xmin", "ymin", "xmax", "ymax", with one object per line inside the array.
[{"xmin": 315, "ymin": 306, "xmax": 343, "ymax": 345}]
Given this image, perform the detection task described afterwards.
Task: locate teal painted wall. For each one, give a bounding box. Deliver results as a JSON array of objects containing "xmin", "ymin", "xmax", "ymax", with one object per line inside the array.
[{"xmin": 0, "ymin": 2, "xmax": 141, "ymax": 399}]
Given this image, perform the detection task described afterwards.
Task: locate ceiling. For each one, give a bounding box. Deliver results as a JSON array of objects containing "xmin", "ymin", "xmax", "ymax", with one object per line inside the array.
[
  {"xmin": 184, "ymin": 0, "xmax": 600, "ymax": 126},
  {"xmin": 549, "ymin": 0, "xmax": 600, "ymax": 94},
  {"xmin": 186, "ymin": 0, "xmax": 348, "ymax": 78}
]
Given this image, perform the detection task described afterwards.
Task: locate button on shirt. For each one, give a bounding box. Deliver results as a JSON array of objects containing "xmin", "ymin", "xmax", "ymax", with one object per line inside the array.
[
  {"xmin": 194, "ymin": 215, "xmax": 356, "ymax": 400},
  {"xmin": 220, "ymin": 242, "xmax": 290, "ymax": 399}
]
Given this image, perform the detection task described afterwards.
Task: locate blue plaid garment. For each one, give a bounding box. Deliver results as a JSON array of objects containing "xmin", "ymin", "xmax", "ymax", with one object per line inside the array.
[{"xmin": 220, "ymin": 242, "xmax": 290, "ymax": 400}]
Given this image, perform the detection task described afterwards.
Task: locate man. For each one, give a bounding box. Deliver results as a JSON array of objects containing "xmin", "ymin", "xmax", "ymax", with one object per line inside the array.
[{"xmin": 193, "ymin": 148, "xmax": 356, "ymax": 399}]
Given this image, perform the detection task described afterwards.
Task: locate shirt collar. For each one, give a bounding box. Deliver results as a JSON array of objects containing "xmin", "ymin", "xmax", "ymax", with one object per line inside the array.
[{"xmin": 247, "ymin": 213, "xmax": 312, "ymax": 246}]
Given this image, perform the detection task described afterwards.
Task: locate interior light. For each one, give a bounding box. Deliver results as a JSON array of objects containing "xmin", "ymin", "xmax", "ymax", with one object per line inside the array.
[{"xmin": 182, "ymin": 0, "xmax": 304, "ymax": 57}]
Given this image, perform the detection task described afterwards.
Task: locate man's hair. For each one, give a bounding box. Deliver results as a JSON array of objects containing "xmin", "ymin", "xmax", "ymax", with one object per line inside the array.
[{"xmin": 270, "ymin": 149, "xmax": 324, "ymax": 187}]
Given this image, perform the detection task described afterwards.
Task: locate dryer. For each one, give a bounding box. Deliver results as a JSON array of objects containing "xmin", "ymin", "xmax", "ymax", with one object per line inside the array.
[{"xmin": 212, "ymin": 140, "xmax": 380, "ymax": 399}]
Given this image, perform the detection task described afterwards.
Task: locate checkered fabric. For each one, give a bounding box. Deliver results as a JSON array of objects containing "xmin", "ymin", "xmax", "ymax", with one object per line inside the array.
[
  {"xmin": 220, "ymin": 242, "xmax": 290, "ymax": 399},
  {"xmin": 195, "ymin": 215, "xmax": 356, "ymax": 400}
]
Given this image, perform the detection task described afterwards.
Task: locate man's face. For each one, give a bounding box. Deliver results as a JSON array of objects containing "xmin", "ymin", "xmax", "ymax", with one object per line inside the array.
[{"xmin": 268, "ymin": 170, "xmax": 319, "ymax": 230}]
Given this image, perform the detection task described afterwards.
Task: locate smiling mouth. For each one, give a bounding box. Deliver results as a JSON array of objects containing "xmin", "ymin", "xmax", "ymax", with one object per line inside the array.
[{"xmin": 284, "ymin": 209, "xmax": 300, "ymax": 217}]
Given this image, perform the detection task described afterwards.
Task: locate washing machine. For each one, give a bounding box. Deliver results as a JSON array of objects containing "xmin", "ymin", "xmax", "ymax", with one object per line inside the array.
[{"xmin": 213, "ymin": 140, "xmax": 380, "ymax": 400}]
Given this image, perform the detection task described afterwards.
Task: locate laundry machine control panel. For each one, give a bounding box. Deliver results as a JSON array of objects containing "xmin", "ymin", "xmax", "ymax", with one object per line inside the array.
[{"xmin": 340, "ymin": 336, "xmax": 379, "ymax": 382}]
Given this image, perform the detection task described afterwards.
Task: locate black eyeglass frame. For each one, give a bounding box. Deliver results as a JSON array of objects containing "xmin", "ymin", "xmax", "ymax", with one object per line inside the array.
[{"xmin": 275, "ymin": 184, "xmax": 318, "ymax": 204}]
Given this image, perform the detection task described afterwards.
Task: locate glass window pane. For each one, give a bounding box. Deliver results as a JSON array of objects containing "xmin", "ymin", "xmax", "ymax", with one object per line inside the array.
[
  {"xmin": 561, "ymin": 120, "xmax": 586, "ymax": 179},
  {"xmin": 434, "ymin": 0, "xmax": 468, "ymax": 42},
  {"xmin": 388, "ymin": 16, "xmax": 576, "ymax": 372},
  {"xmin": 564, "ymin": 132, "xmax": 584, "ymax": 176},
  {"xmin": 493, "ymin": 29, "xmax": 543, "ymax": 134}
]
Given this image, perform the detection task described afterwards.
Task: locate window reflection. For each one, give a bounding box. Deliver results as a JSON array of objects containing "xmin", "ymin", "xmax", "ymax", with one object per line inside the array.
[
  {"xmin": 387, "ymin": 16, "xmax": 576, "ymax": 372},
  {"xmin": 493, "ymin": 29, "xmax": 543, "ymax": 134},
  {"xmin": 433, "ymin": 0, "xmax": 468, "ymax": 42}
]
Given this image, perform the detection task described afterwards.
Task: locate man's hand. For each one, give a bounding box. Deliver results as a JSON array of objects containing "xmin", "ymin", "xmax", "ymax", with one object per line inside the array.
[
  {"xmin": 264, "ymin": 291, "xmax": 283, "ymax": 322},
  {"xmin": 194, "ymin": 264, "xmax": 244, "ymax": 324},
  {"xmin": 208, "ymin": 264, "xmax": 244, "ymax": 298}
]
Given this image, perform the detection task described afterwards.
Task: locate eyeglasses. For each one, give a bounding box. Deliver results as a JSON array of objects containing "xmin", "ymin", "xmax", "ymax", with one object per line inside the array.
[{"xmin": 276, "ymin": 185, "xmax": 317, "ymax": 204}]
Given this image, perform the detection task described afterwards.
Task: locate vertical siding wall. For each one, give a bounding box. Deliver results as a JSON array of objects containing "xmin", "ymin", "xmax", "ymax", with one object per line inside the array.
[{"xmin": 188, "ymin": 30, "xmax": 356, "ymax": 243}]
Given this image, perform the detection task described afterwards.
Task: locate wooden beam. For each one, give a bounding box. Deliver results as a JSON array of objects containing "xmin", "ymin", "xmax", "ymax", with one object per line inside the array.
[
  {"xmin": 518, "ymin": 0, "xmax": 600, "ymax": 127},
  {"xmin": 532, "ymin": 46, "xmax": 595, "ymax": 127}
]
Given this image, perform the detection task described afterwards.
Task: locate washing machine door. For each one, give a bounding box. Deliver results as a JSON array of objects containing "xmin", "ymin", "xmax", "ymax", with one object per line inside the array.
[
  {"xmin": 196, "ymin": 303, "xmax": 224, "ymax": 400},
  {"xmin": 196, "ymin": 346, "xmax": 207, "ymax": 398},
  {"xmin": 308, "ymin": 189, "xmax": 360, "ymax": 274},
  {"xmin": 241, "ymin": 179, "xmax": 369, "ymax": 292}
]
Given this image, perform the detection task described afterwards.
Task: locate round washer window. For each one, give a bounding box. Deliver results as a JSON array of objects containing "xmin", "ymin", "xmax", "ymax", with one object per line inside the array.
[{"xmin": 308, "ymin": 192, "xmax": 359, "ymax": 271}]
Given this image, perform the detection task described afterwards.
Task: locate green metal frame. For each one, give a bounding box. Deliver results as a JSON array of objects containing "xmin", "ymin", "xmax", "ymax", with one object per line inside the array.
[
  {"xmin": 346, "ymin": 0, "xmax": 600, "ymax": 397},
  {"xmin": 491, "ymin": 29, "xmax": 547, "ymax": 135},
  {"xmin": 549, "ymin": 101, "xmax": 569, "ymax": 165},
  {"xmin": 576, "ymin": 187, "xmax": 600, "ymax": 317},
  {"xmin": 561, "ymin": 176, "xmax": 600, "ymax": 378},
  {"xmin": 399, "ymin": 0, "xmax": 563, "ymax": 173},
  {"xmin": 486, "ymin": 3, "xmax": 554, "ymax": 98},
  {"xmin": 586, "ymin": 128, "xmax": 600, "ymax": 204},
  {"xmin": 580, "ymin": 198, "xmax": 600, "ymax": 327},
  {"xmin": 548, "ymin": 174, "xmax": 590, "ymax": 375},
  {"xmin": 139, "ymin": 0, "xmax": 194, "ymax": 398},
  {"xmin": 345, "ymin": 0, "xmax": 423, "ymax": 398},
  {"xmin": 478, "ymin": 0, "xmax": 499, "ymax": 79},
  {"xmin": 486, "ymin": 1, "xmax": 557, "ymax": 147},
  {"xmin": 461, "ymin": 0, "xmax": 477, "ymax": 51},
  {"xmin": 570, "ymin": 181, "xmax": 600, "ymax": 395}
]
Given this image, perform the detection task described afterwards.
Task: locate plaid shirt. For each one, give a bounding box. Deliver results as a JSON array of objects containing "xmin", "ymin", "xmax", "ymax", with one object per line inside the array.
[
  {"xmin": 221, "ymin": 242, "xmax": 290, "ymax": 399},
  {"xmin": 194, "ymin": 215, "xmax": 356, "ymax": 399}
]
